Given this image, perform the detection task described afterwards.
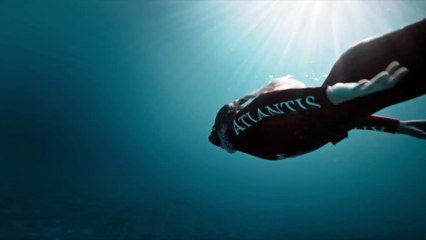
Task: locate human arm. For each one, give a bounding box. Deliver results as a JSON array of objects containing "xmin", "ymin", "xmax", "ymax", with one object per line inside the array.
[
  {"xmin": 326, "ymin": 61, "xmax": 408, "ymax": 105},
  {"xmin": 235, "ymin": 76, "xmax": 306, "ymax": 107}
]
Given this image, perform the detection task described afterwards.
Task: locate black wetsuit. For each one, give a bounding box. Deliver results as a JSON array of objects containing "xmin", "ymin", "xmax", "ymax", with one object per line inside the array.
[{"xmin": 226, "ymin": 18, "xmax": 426, "ymax": 160}]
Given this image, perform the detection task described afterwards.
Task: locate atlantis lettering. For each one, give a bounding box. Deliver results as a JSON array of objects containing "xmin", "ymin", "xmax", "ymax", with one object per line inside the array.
[{"xmin": 233, "ymin": 95, "xmax": 321, "ymax": 135}]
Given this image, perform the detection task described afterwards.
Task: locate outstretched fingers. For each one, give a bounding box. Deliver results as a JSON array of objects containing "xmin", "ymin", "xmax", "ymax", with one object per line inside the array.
[
  {"xmin": 370, "ymin": 61, "xmax": 409, "ymax": 91},
  {"xmin": 326, "ymin": 61, "xmax": 410, "ymax": 105},
  {"xmin": 384, "ymin": 61, "xmax": 409, "ymax": 86},
  {"xmin": 385, "ymin": 61, "xmax": 401, "ymax": 75},
  {"xmin": 389, "ymin": 65, "xmax": 409, "ymax": 85}
]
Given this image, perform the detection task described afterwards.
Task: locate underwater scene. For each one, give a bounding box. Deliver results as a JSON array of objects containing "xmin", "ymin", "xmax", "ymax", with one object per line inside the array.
[{"xmin": 0, "ymin": 1, "xmax": 425, "ymax": 239}]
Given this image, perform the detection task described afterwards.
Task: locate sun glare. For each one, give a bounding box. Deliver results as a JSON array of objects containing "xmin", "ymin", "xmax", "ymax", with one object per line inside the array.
[
  {"xmin": 202, "ymin": 0, "xmax": 414, "ymax": 86},
  {"xmin": 185, "ymin": 0, "xmax": 421, "ymax": 90}
]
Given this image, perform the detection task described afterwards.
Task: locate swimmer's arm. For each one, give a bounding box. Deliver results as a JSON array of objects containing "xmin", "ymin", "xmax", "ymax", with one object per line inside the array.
[
  {"xmin": 326, "ymin": 61, "xmax": 408, "ymax": 105},
  {"xmin": 235, "ymin": 77, "xmax": 306, "ymax": 107}
]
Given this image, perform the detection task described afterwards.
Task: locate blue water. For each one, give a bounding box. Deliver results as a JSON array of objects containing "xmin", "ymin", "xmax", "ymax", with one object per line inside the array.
[{"xmin": 0, "ymin": 1, "xmax": 425, "ymax": 239}]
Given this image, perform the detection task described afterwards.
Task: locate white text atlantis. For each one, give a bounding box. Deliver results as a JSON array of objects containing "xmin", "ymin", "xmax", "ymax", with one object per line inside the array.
[{"xmin": 233, "ymin": 95, "xmax": 321, "ymax": 135}]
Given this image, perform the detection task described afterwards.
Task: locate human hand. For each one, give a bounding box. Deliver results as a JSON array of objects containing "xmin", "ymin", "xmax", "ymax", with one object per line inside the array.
[
  {"xmin": 396, "ymin": 120, "xmax": 426, "ymax": 139},
  {"xmin": 326, "ymin": 61, "xmax": 409, "ymax": 105},
  {"xmin": 362, "ymin": 61, "xmax": 409, "ymax": 92}
]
